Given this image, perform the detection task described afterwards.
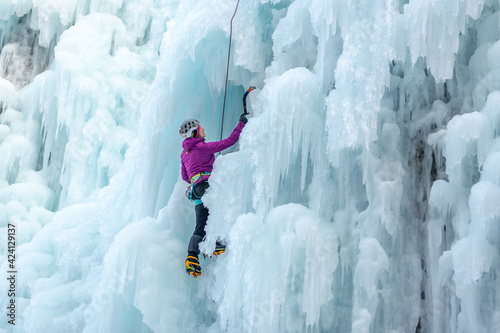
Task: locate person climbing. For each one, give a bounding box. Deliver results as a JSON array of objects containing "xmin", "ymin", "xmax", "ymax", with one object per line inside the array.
[{"xmin": 179, "ymin": 113, "xmax": 248, "ymax": 277}]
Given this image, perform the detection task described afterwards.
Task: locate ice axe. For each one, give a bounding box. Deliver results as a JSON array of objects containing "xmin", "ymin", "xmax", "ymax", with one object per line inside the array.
[{"xmin": 242, "ymin": 86, "xmax": 256, "ymax": 115}]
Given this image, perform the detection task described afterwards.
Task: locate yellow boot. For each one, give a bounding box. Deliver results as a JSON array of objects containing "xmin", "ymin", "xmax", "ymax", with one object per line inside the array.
[{"xmin": 185, "ymin": 256, "xmax": 201, "ymax": 277}]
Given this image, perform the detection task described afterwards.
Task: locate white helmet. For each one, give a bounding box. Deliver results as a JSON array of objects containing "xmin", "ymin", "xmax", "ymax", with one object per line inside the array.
[{"xmin": 179, "ymin": 119, "xmax": 200, "ymax": 139}]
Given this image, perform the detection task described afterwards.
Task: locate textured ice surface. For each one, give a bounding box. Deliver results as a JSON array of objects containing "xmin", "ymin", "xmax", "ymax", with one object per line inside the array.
[{"xmin": 1, "ymin": 0, "xmax": 500, "ymax": 332}]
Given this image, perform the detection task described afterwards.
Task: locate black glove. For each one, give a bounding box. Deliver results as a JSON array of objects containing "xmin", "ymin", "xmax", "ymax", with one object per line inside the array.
[{"xmin": 239, "ymin": 113, "xmax": 248, "ymax": 124}]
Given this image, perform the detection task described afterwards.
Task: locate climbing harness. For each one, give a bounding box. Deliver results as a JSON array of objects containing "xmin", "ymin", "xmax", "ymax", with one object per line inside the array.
[
  {"xmin": 185, "ymin": 172, "xmax": 211, "ymax": 205},
  {"xmin": 220, "ymin": 0, "xmax": 241, "ymax": 141},
  {"xmin": 190, "ymin": 172, "xmax": 211, "ymax": 184}
]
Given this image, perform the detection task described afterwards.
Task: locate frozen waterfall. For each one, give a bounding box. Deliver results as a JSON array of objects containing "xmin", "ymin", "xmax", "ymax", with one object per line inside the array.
[{"xmin": 0, "ymin": 0, "xmax": 499, "ymax": 332}]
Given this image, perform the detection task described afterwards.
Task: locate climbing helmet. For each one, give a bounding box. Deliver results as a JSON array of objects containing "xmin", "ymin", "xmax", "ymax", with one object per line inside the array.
[{"xmin": 179, "ymin": 119, "xmax": 200, "ymax": 139}]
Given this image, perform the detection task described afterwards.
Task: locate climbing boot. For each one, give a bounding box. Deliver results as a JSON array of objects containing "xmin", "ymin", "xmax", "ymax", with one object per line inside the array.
[
  {"xmin": 185, "ymin": 255, "xmax": 201, "ymax": 277},
  {"xmin": 213, "ymin": 241, "xmax": 226, "ymax": 256}
]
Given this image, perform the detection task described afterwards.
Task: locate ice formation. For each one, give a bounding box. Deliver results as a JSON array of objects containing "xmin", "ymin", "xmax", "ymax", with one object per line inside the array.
[{"xmin": 0, "ymin": 0, "xmax": 499, "ymax": 332}]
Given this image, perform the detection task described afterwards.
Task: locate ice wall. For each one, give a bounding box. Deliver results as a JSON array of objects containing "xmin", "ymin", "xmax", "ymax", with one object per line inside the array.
[{"xmin": 1, "ymin": 0, "xmax": 500, "ymax": 332}]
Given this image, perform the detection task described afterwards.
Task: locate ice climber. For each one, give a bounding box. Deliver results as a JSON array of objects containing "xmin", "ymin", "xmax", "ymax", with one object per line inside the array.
[{"xmin": 179, "ymin": 114, "xmax": 248, "ymax": 277}]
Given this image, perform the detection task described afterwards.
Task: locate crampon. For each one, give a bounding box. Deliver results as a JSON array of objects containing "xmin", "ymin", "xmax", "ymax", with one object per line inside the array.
[{"xmin": 185, "ymin": 256, "xmax": 201, "ymax": 277}]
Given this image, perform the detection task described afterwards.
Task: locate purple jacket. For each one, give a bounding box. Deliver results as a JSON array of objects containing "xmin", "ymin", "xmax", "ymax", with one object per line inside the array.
[{"xmin": 181, "ymin": 122, "xmax": 245, "ymax": 184}]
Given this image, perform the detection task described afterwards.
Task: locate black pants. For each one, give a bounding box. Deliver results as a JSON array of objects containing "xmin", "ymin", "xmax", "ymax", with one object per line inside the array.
[{"xmin": 187, "ymin": 181, "xmax": 210, "ymax": 256}]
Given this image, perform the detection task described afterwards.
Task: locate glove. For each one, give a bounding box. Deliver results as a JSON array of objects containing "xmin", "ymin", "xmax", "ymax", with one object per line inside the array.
[{"xmin": 239, "ymin": 113, "xmax": 248, "ymax": 124}]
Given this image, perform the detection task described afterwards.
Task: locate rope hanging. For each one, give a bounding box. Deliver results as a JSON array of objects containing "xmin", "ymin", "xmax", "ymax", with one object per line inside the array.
[{"xmin": 220, "ymin": 0, "xmax": 241, "ymax": 141}]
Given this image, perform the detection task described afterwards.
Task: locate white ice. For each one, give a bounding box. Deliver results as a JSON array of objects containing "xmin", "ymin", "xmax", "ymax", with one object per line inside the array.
[{"xmin": 1, "ymin": 0, "xmax": 500, "ymax": 332}]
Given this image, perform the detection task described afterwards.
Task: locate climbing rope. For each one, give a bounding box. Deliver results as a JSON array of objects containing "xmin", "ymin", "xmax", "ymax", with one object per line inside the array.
[{"xmin": 220, "ymin": 0, "xmax": 241, "ymax": 141}]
